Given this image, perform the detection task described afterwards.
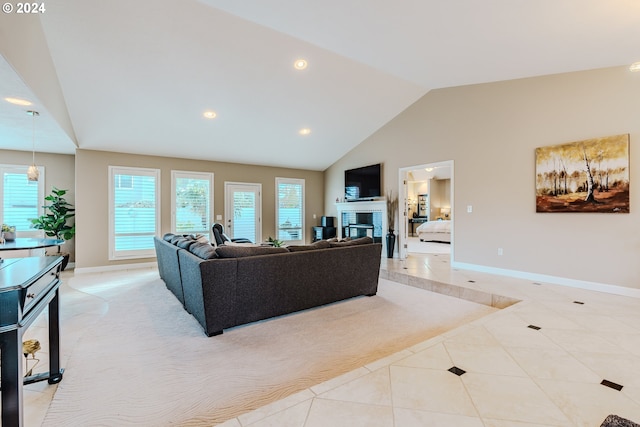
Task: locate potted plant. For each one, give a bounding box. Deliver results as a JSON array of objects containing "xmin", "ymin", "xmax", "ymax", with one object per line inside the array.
[
  {"xmin": 1, "ymin": 224, "xmax": 16, "ymax": 241},
  {"xmin": 30, "ymin": 187, "xmax": 76, "ymax": 269},
  {"xmin": 386, "ymin": 189, "xmax": 398, "ymax": 258}
]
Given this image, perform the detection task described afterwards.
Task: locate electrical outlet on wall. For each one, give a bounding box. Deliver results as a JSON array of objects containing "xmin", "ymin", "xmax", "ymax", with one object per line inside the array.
[{"xmin": 498, "ymin": 248, "xmax": 503, "ymax": 256}]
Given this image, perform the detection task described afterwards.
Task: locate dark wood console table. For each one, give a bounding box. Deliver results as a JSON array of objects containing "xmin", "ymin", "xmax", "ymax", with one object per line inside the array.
[
  {"xmin": 0, "ymin": 238, "xmax": 64, "ymax": 260},
  {"xmin": 409, "ymin": 217, "xmax": 428, "ymax": 236},
  {"xmin": 0, "ymin": 256, "xmax": 64, "ymax": 427}
]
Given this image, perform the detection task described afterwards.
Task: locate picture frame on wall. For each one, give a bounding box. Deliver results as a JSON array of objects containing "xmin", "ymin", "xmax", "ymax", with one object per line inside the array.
[{"xmin": 535, "ymin": 134, "xmax": 630, "ymax": 213}]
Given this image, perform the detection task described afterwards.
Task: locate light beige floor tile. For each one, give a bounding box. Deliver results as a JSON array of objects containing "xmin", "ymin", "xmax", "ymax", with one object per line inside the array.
[
  {"xmin": 444, "ymin": 325, "xmax": 502, "ymax": 346},
  {"xmin": 245, "ymin": 399, "xmax": 312, "ymax": 427},
  {"xmin": 390, "ymin": 366, "xmax": 478, "ymax": 417},
  {"xmin": 594, "ymin": 332, "xmax": 640, "ymax": 357},
  {"xmin": 238, "ymin": 390, "xmax": 315, "ymax": 426},
  {"xmin": 317, "ymin": 366, "xmax": 392, "ymax": 407},
  {"xmin": 571, "ymin": 352, "xmax": 640, "ymax": 387},
  {"xmin": 217, "ymin": 418, "xmax": 243, "ymax": 427},
  {"xmin": 462, "ymin": 372, "xmax": 571, "ymax": 425},
  {"xmin": 304, "ymin": 398, "xmax": 394, "ymax": 427},
  {"xmin": 543, "ymin": 329, "xmax": 628, "ymax": 355},
  {"xmin": 505, "ymin": 347, "xmax": 601, "ymax": 383},
  {"xmin": 393, "ymin": 407, "xmax": 484, "ymax": 427},
  {"xmin": 563, "ymin": 312, "xmax": 640, "ymax": 334},
  {"xmin": 393, "ymin": 342, "xmax": 453, "ymax": 371},
  {"xmin": 444, "ymin": 341, "xmax": 527, "ymax": 377},
  {"xmin": 536, "ymin": 378, "xmax": 640, "ymax": 427},
  {"xmin": 310, "ymin": 367, "xmax": 371, "ymax": 396},
  {"xmin": 484, "ymin": 314, "xmax": 563, "ymax": 350},
  {"xmin": 482, "ymin": 419, "xmax": 561, "ymax": 427}
]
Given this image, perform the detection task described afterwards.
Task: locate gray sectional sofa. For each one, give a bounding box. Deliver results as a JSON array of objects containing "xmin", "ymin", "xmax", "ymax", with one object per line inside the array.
[{"xmin": 154, "ymin": 234, "xmax": 382, "ymax": 336}]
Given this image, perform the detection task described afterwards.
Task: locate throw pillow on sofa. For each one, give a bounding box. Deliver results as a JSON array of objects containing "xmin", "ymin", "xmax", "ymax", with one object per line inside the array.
[
  {"xmin": 215, "ymin": 245, "xmax": 288, "ymax": 258},
  {"xmin": 329, "ymin": 236, "xmax": 374, "ymax": 247},
  {"xmin": 287, "ymin": 240, "xmax": 331, "ymax": 252},
  {"xmin": 189, "ymin": 242, "xmax": 218, "ymax": 259},
  {"xmin": 176, "ymin": 237, "xmax": 197, "ymax": 249}
]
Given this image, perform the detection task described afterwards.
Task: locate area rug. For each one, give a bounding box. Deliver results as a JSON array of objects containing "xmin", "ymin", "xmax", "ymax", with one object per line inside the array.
[
  {"xmin": 601, "ymin": 415, "xmax": 640, "ymax": 427},
  {"xmin": 43, "ymin": 270, "xmax": 495, "ymax": 426}
]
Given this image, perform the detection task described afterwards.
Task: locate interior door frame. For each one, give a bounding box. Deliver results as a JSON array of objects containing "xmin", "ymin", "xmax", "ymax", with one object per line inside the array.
[
  {"xmin": 224, "ymin": 182, "xmax": 262, "ymax": 243},
  {"xmin": 397, "ymin": 160, "xmax": 454, "ymax": 261}
]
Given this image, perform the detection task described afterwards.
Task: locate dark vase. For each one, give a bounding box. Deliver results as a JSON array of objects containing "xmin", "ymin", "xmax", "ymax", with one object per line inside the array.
[{"xmin": 386, "ymin": 231, "xmax": 396, "ymax": 258}]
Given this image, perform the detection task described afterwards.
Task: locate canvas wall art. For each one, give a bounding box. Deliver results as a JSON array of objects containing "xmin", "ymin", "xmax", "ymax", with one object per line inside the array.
[{"xmin": 535, "ymin": 134, "xmax": 629, "ymax": 213}]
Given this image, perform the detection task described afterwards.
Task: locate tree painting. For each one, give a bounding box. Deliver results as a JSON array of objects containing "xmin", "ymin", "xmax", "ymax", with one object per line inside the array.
[{"xmin": 535, "ymin": 134, "xmax": 629, "ymax": 213}]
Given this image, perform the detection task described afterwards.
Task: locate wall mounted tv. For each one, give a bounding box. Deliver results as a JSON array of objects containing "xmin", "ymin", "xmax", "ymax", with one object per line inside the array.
[{"xmin": 345, "ymin": 163, "xmax": 382, "ymax": 201}]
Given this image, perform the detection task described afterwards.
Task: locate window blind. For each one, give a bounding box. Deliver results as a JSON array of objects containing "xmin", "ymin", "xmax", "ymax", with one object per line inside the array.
[
  {"xmin": 109, "ymin": 166, "xmax": 160, "ymax": 259},
  {"xmin": 1, "ymin": 165, "xmax": 44, "ymax": 234},
  {"xmin": 173, "ymin": 172, "xmax": 212, "ymax": 238},
  {"xmin": 276, "ymin": 178, "xmax": 304, "ymax": 243}
]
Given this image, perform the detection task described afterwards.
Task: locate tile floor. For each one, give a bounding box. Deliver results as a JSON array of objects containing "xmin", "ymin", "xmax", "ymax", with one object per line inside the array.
[
  {"xmin": 219, "ymin": 253, "xmax": 640, "ymax": 427},
  {"xmin": 14, "ymin": 253, "xmax": 640, "ymax": 426}
]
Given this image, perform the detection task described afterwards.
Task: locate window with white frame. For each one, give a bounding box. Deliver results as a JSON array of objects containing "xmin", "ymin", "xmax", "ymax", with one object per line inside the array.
[
  {"xmin": 171, "ymin": 171, "xmax": 213, "ymax": 239},
  {"xmin": 275, "ymin": 177, "xmax": 304, "ymax": 244},
  {"xmin": 0, "ymin": 164, "xmax": 45, "ymax": 237},
  {"xmin": 109, "ymin": 166, "xmax": 160, "ymax": 260}
]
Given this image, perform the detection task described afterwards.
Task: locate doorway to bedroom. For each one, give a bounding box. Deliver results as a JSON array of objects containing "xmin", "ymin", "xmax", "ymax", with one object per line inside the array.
[{"xmin": 398, "ymin": 160, "xmax": 453, "ymax": 259}]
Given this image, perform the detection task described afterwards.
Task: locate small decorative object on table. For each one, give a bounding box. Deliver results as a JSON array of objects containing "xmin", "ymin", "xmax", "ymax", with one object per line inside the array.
[
  {"xmin": 1, "ymin": 224, "xmax": 16, "ymax": 241},
  {"xmin": 265, "ymin": 236, "xmax": 284, "ymax": 247},
  {"xmin": 22, "ymin": 339, "xmax": 41, "ymax": 377}
]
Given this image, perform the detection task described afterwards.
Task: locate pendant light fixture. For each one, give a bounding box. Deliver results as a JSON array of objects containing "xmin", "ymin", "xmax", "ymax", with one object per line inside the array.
[{"xmin": 26, "ymin": 110, "xmax": 39, "ymax": 182}]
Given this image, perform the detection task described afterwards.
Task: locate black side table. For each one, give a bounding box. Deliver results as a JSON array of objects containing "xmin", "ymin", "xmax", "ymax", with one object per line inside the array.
[{"xmin": 0, "ymin": 256, "xmax": 64, "ymax": 427}]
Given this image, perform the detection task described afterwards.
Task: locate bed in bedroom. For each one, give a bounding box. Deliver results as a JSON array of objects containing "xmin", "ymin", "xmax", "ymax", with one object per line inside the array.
[{"xmin": 416, "ymin": 220, "xmax": 451, "ymax": 243}]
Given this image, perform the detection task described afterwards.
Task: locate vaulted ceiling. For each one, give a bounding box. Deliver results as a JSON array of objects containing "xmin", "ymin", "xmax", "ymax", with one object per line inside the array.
[{"xmin": 1, "ymin": 0, "xmax": 639, "ymax": 170}]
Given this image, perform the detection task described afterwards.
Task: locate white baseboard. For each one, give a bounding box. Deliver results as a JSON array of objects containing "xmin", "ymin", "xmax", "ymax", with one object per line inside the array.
[
  {"xmin": 73, "ymin": 261, "xmax": 158, "ymax": 275},
  {"xmin": 452, "ymin": 261, "xmax": 640, "ymax": 299}
]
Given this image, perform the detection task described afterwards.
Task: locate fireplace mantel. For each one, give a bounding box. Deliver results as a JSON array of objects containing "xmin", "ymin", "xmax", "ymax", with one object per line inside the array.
[{"xmin": 335, "ymin": 201, "xmax": 388, "ymax": 253}]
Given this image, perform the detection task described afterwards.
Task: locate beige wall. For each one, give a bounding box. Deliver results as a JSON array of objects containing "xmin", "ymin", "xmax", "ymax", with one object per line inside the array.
[
  {"xmin": 1, "ymin": 149, "xmax": 76, "ymax": 259},
  {"xmin": 75, "ymin": 149, "xmax": 324, "ymax": 269},
  {"xmin": 325, "ymin": 65, "xmax": 640, "ymax": 289}
]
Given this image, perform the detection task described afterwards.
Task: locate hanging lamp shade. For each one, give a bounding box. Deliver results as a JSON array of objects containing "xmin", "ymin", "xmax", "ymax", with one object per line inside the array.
[
  {"xmin": 27, "ymin": 110, "xmax": 39, "ymax": 182},
  {"xmin": 27, "ymin": 164, "xmax": 39, "ymax": 181}
]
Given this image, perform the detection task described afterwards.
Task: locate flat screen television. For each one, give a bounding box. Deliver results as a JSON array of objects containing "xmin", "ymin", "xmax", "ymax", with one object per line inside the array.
[{"xmin": 345, "ymin": 163, "xmax": 382, "ymax": 201}]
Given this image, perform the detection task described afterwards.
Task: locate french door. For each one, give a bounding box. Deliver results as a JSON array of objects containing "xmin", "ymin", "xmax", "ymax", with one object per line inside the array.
[{"xmin": 224, "ymin": 182, "xmax": 261, "ymax": 243}]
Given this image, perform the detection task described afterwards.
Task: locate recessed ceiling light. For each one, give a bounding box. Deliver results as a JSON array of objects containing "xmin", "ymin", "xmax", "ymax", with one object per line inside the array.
[
  {"xmin": 294, "ymin": 59, "xmax": 308, "ymax": 70},
  {"xmin": 203, "ymin": 111, "xmax": 217, "ymax": 119},
  {"xmin": 4, "ymin": 97, "xmax": 32, "ymax": 106},
  {"xmin": 630, "ymin": 62, "xmax": 640, "ymax": 72},
  {"xmin": 299, "ymin": 128, "xmax": 311, "ymax": 135}
]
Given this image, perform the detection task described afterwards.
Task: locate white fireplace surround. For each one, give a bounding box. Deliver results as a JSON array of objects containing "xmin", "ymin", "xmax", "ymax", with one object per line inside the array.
[{"xmin": 335, "ymin": 200, "xmax": 388, "ymax": 254}]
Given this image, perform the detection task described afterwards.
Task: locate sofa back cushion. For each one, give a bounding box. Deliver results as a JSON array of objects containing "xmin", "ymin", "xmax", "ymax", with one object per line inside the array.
[
  {"xmin": 286, "ymin": 240, "xmax": 331, "ymax": 252},
  {"xmin": 176, "ymin": 237, "xmax": 197, "ymax": 249},
  {"xmin": 329, "ymin": 236, "xmax": 374, "ymax": 247},
  {"xmin": 215, "ymin": 245, "xmax": 289, "ymax": 258},
  {"xmin": 189, "ymin": 241, "xmax": 218, "ymax": 259}
]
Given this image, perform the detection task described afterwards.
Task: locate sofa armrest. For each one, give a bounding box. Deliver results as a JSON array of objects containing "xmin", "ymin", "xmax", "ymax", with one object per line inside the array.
[{"xmin": 178, "ymin": 250, "xmax": 238, "ymax": 336}]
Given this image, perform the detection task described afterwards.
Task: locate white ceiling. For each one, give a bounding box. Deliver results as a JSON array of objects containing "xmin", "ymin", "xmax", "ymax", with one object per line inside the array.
[{"xmin": 1, "ymin": 0, "xmax": 639, "ymax": 170}]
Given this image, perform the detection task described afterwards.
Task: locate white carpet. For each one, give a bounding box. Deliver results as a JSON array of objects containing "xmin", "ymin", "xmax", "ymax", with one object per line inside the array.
[{"xmin": 43, "ymin": 270, "xmax": 494, "ymax": 426}]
